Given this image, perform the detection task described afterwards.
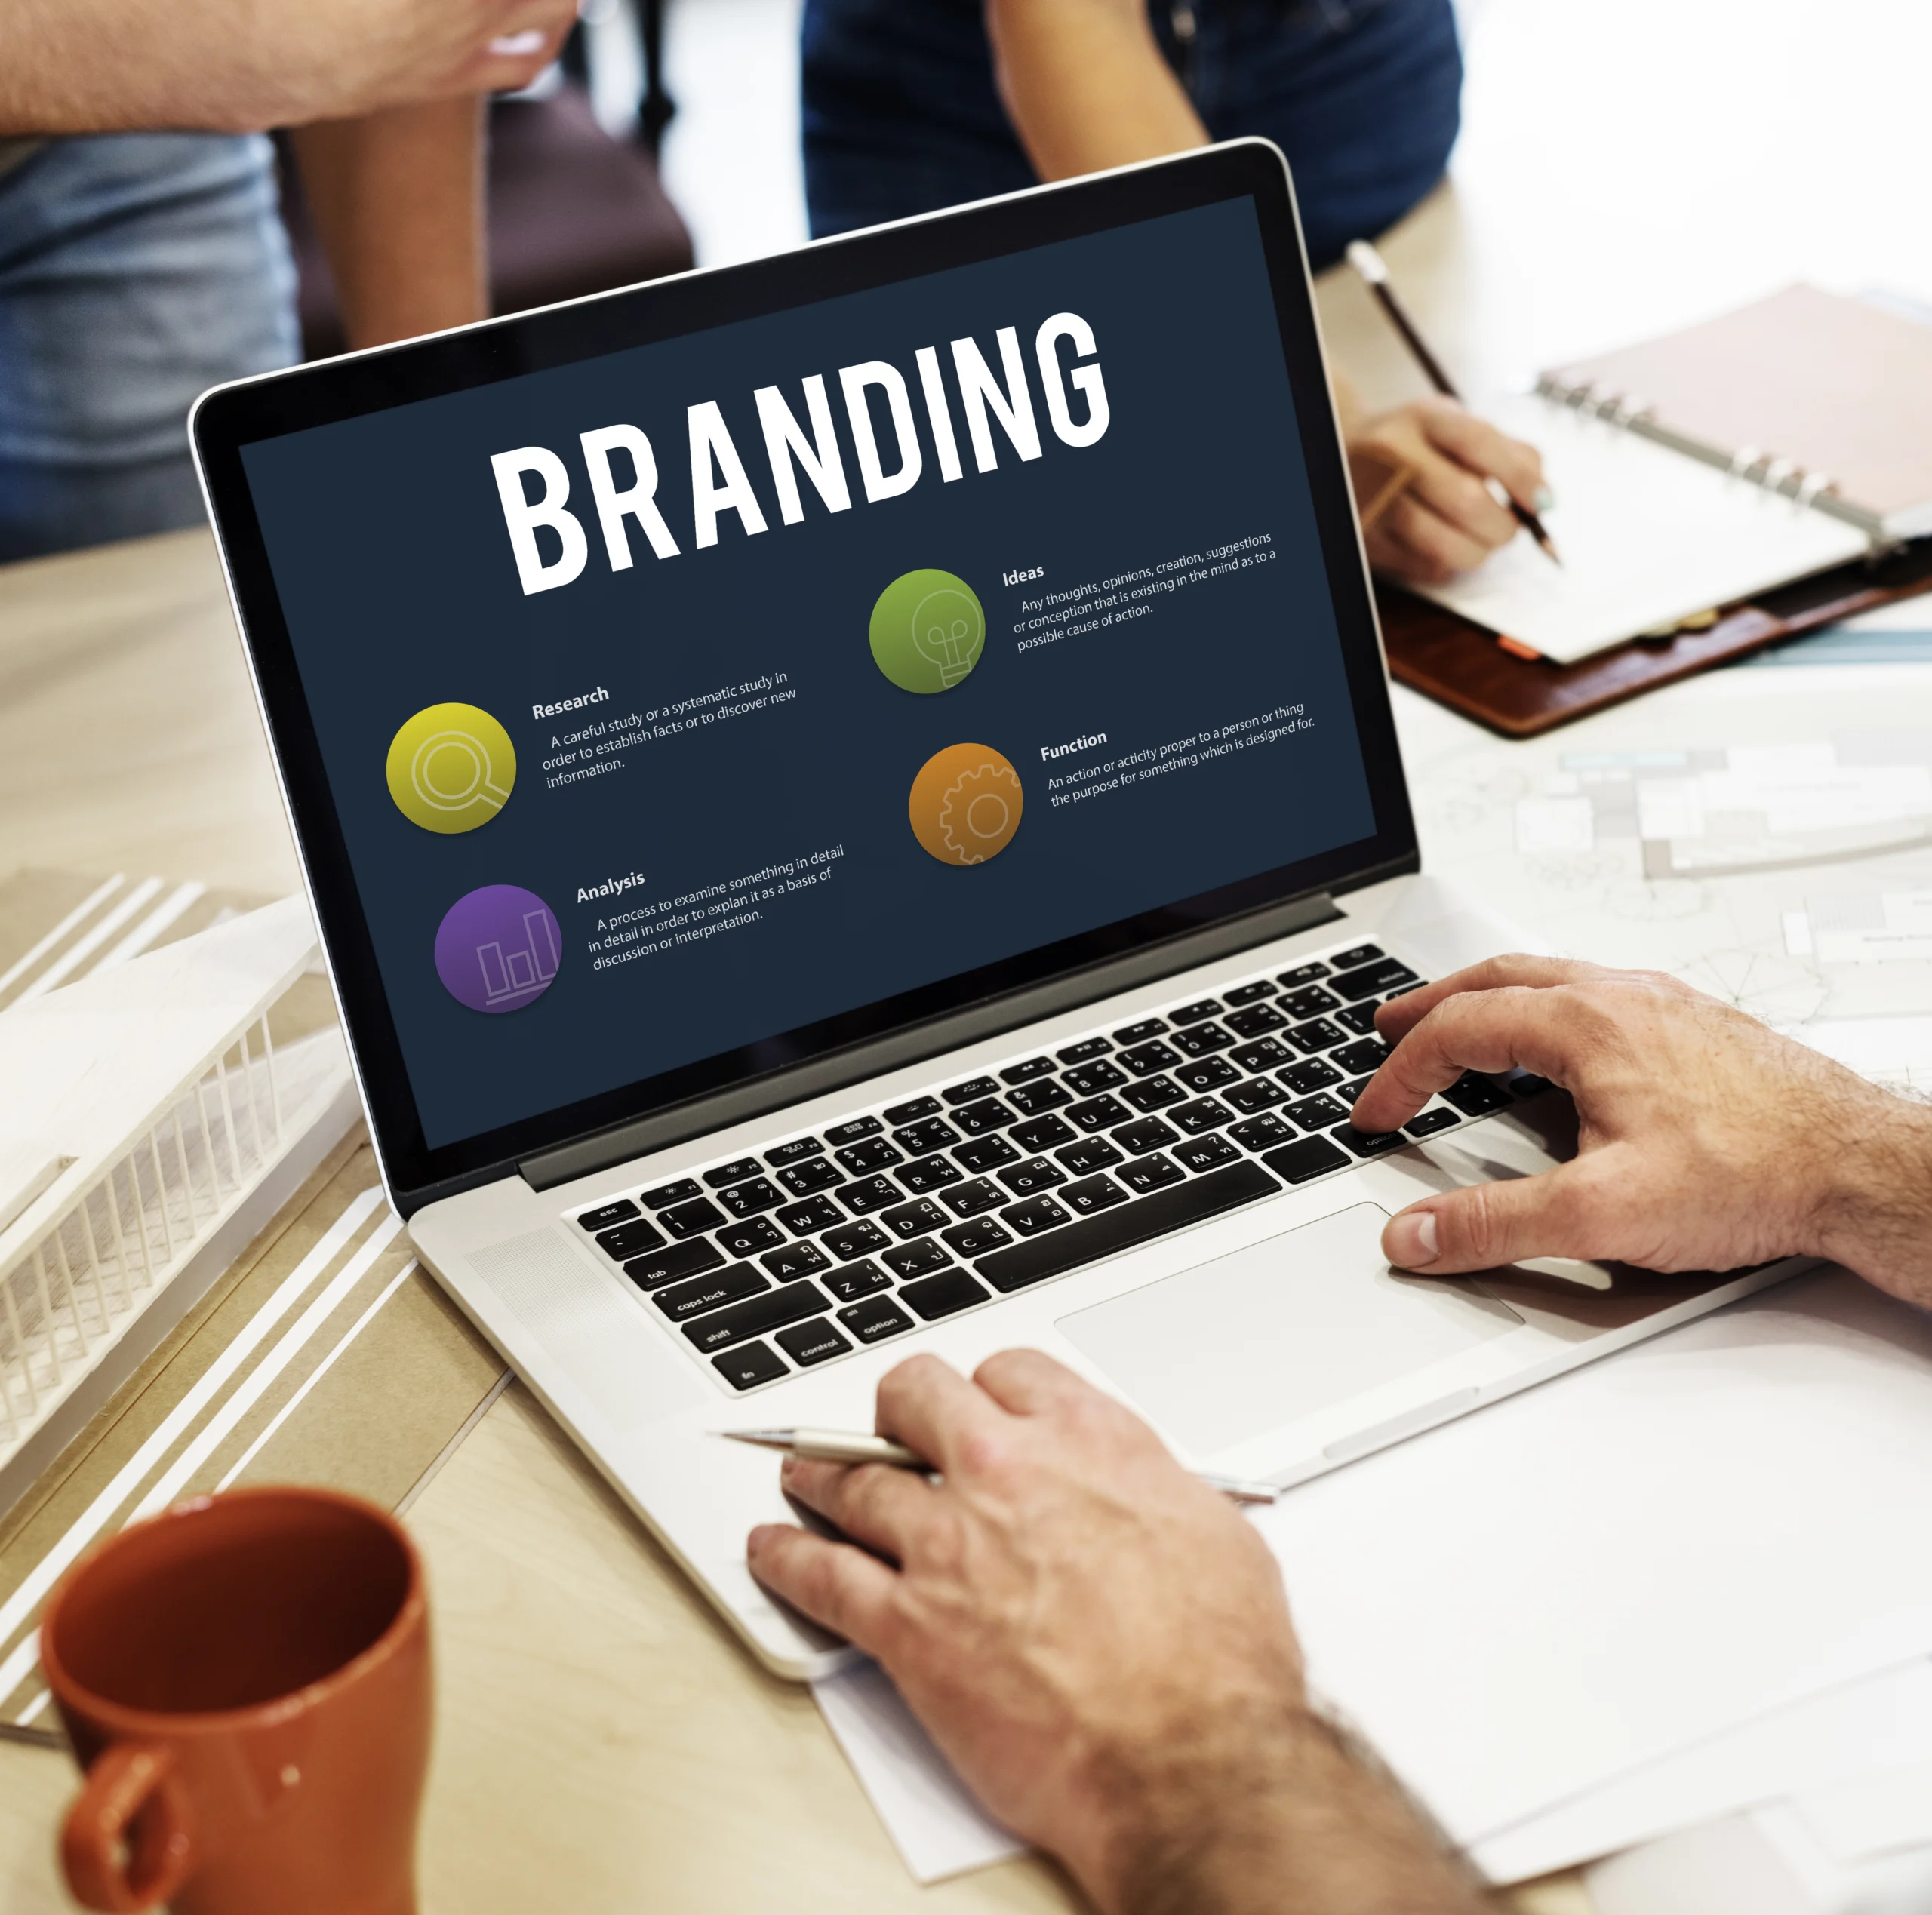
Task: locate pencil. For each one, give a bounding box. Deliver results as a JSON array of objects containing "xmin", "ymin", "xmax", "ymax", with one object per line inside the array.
[{"xmin": 1345, "ymin": 240, "xmax": 1562, "ymax": 567}]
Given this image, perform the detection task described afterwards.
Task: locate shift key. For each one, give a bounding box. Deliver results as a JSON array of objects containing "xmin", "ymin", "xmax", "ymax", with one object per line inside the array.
[{"xmin": 681, "ymin": 1280, "xmax": 835, "ymax": 1353}]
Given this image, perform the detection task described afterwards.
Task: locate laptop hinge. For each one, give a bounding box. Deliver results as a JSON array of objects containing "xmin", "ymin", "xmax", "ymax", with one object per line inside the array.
[{"xmin": 517, "ymin": 887, "xmax": 1348, "ymax": 1194}]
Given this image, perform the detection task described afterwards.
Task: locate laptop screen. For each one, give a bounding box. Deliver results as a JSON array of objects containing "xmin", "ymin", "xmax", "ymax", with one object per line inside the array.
[{"xmin": 205, "ymin": 147, "xmax": 1414, "ymax": 1201}]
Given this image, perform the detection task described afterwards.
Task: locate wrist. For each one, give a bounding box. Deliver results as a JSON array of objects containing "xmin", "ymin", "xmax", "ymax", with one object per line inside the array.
[{"xmin": 1811, "ymin": 1095, "xmax": 1932, "ymax": 1307}]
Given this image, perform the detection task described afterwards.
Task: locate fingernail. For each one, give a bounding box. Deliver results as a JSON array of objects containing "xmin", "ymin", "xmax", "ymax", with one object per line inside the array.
[
  {"xmin": 747, "ymin": 1526, "xmax": 774, "ymax": 1554},
  {"xmin": 488, "ymin": 29, "xmax": 546, "ymax": 54},
  {"xmin": 1387, "ymin": 1210, "xmax": 1439, "ymax": 1268},
  {"xmin": 779, "ymin": 1455, "xmax": 799, "ymax": 1481},
  {"xmin": 1534, "ymin": 486, "xmax": 1556, "ymax": 513}
]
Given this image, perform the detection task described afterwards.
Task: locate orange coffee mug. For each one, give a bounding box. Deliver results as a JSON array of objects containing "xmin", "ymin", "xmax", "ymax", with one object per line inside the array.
[{"xmin": 40, "ymin": 1486, "xmax": 431, "ymax": 1915}]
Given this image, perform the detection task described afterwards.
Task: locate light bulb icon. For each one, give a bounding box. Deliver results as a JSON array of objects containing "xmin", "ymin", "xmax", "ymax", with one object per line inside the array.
[
  {"xmin": 911, "ymin": 588, "xmax": 983, "ymax": 688},
  {"xmin": 869, "ymin": 569, "xmax": 986, "ymax": 695}
]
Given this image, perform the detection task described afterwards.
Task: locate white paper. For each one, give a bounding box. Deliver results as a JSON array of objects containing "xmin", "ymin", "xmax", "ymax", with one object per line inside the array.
[
  {"xmin": 814, "ymin": 1658, "xmax": 1024, "ymax": 1883},
  {"xmin": 1406, "ymin": 393, "xmax": 1870, "ymax": 663},
  {"xmin": 1796, "ymin": 1754, "xmax": 1932, "ymax": 1865},
  {"xmin": 1470, "ymin": 1658, "xmax": 1932, "ymax": 1883}
]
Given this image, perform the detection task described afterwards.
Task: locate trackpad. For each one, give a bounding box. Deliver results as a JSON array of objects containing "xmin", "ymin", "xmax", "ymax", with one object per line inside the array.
[{"xmin": 1057, "ymin": 1204, "xmax": 1523, "ymax": 1457}]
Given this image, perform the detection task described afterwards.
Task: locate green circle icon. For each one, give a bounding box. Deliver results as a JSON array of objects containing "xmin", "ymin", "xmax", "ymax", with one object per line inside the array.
[
  {"xmin": 869, "ymin": 569, "xmax": 986, "ymax": 694},
  {"xmin": 386, "ymin": 702, "xmax": 516, "ymax": 834}
]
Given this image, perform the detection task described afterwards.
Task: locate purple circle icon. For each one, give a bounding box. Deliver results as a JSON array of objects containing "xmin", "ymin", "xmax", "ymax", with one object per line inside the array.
[{"xmin": 434, "ymin": 884, "xmax": 561, "ymax": 1013}]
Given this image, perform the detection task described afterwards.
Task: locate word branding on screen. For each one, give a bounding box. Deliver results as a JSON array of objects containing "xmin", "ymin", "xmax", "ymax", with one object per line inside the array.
[{"xmin": 489, "ymin": 313, "xmax": 1110, "ymax": 596}]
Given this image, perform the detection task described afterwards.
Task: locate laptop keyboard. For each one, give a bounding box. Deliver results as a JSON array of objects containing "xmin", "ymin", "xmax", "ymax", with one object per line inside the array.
[{"xmin": 566, "ymin": 942, "xmax": 1546, "ymax": 1393}]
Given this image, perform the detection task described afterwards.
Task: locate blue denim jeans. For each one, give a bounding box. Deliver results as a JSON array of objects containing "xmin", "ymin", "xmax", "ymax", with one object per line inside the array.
[
  {"xmin": 0, "ymin": 134, "xmax": 299, "ymax": 562},
  {"xmin": 802, "ymin": 0, "xmax": 1462, "ymax": 269}
]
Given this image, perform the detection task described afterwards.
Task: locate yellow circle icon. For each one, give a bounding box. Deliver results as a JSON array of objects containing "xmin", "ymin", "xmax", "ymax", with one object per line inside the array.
[
  {"xmin": 385, "ymin": 703, "xmax": 516, "ymax": 835},
  {"xmin": 909, "ymin": 743, "xmax": 1023, "ymax": 867}
]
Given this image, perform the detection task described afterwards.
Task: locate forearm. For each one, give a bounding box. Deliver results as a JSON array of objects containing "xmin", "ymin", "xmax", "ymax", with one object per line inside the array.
[
  {"xmin": 1814, "ymin": 1097, "xmax": 1932, "ymax": 1309},
  {"xmin": 291, "ymin": 98, "xmax": 486, "ymax": 349},
  {"xmin": 985, "ymin": 0, "xmax": 1207, "ymax": 180}
]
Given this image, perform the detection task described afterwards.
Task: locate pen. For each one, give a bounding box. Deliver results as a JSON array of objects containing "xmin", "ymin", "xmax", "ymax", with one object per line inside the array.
[
  {"xmin": 1345, "ymin": 238, "xmax": 1562, "ymax": 568},
  {"xmin": 722, "ymin": 1428, "xmax": 1281, "ymax": 1505}
]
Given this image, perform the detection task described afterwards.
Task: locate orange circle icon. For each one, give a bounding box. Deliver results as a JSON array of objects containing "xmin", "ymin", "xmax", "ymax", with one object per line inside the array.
[{"xmin": 908, "ymin": 743, "xmax": 1024, "ymax": 867}]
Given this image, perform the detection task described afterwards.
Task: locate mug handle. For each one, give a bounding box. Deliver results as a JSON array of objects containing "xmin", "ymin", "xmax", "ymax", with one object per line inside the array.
[{"xmin": 61, "ymin": 1742, "xmax": 198, "ymax": 1912}]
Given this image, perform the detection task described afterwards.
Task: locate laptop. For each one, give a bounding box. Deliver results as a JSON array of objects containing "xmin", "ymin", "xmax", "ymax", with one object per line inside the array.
[{"xmin": 192, "ymin": 140, "xmax": 1804, "ymax": 1677}]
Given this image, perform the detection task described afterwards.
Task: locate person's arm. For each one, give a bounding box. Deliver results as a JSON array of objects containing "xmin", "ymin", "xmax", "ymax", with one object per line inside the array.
[
  {"xmin": 290, "ymin": 99, "xmax": 486, "ymax": 350},
  {"xmin": 0, "ymin": 0, "xmax": 571, "ymax": 134},
  {"xmin": 749, "ymin": 1351, "xmax": 1491, "ymax": 1915},
  {"xmin": 1352, "ymin": 955, "xmax": 1932, "ymax": 1308}
]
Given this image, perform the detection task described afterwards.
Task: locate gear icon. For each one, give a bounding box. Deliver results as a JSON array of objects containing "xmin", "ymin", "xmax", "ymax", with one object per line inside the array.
[{"xmin": 937, "ymin": 760, "xmax": 1022, "ymax": 863}]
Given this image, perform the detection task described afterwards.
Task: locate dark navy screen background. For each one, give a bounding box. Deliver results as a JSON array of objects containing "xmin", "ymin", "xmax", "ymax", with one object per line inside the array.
[{"xmin": 242, "ymin": 198, "xmax": 1375, "ymax": 1148}]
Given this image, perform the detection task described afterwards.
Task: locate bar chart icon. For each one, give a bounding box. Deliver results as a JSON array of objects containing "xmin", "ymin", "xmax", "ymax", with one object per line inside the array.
[{"xmin": 435, "ymin": 885, "xmax": 562, "ymax": 1013}]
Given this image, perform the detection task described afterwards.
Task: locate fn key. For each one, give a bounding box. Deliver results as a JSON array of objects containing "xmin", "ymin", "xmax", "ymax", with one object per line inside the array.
[{"xmin": 712, "ymin": 1342, "xmax": 787, "ymax": 1391}]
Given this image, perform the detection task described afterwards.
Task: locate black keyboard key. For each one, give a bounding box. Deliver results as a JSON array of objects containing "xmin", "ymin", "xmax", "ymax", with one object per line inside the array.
[
  {"xmin": 1340, "ymin": 1074, "xmax": 1377, "ymax": 1105},
  {"xmin": 977, "ymin": 1159, "xmax": 1277, "ymax": 1293},
  {"xmin": 897, "ymin": 1154, "xmax": 964, "ymax": 1195},
  {"xmin": 998, "ymin": 1156, "xmax": 1067, "ymax": 1197},
  {"xmin": 1222, "ymin": 980, "xmax": 1278, "ymax": 1007},
  {"xmin": 1118, "ymin": 1039, "xmax": 1183, "ymax": 1077},
  {"xmin": 837, "ymin": 1136, "xmax": 903, "ymax": 1175},
  {"xmin": 1331, "ymin": 1037, "xmax": 1393, "ymax": 1077},
  {"xmin": 1063, "ymin": 1059, "xmax": 1128, "ymax": 1096},
  {"xmin": 1228, "ymin": 1112, "xmax": 1297, "ymax": 1151},
  {"xmin": 642, "ymin": 1177, "xmax": 702, "ymax": 1210},
  {"xmin": 777, "ymin": 1194, "xmax": 844, "ymax": 1235},
  {"xmin": 714, "ymin": 1342, "xmax": 789, "ymax": 1391},
  {"xmin": 1261, "ymin": 1136, "xmax": 1350, "ymax": 1183},
  {"xmin": 1223, "ymin": 1002, "xmax": 1287, "ymax": 1038},
  {"xmin": 595, "ymin": 1218, "xmax": 667, "ymax": 1260},
  {"xmin": 1285, "ymin": 1092, "xmax": 1349, "ymax": 1131},
  {"xmin": 1441, "ymin": 1073, "xmax": 1515, "ymax": 1116},
  {"xmin": 942, "ymin": 1216, "xmax": 1014, "ymax": 1257},
  {"xmin": 839, "ymin": 1296, "xmax": 915, "ymax": 1343},
  {"xmin": 1276, "ymin": 961, "xmax": 1332, "ymax": 985},
  {"xmin": 955, "ymin": 1134, "xmax": 1021, "ymax": 1173},
  {"xmin": 823, "ymin": 1218, "xmax": 893, "ymax": 1261},
  {"xmin": 1223, "ymin": 1077, "xmax": 1289, "ymax": 1115},
  {"xmin": 1112, "ymin": 1017, "xmax": 1170, "ymax": 1044},
  {"xmin": 1330, "ymin": 942, "xmax": 1383, "ymax": 969},
  {"xmin": 622, "ymin": 1239, "xmax": 727, "ymax": 1290},
  {"xmin": 761, "ymin": 1240, "xmax": 832, "ymax": 1281},
  {"xmin": 943, "ymin": 1076, "xmax": 1001, "ymax": 1106},
  {"xmin": 716, "ymin": 1216, "xmax": 787, "ymax": 1259},
  {"xmin": 776, "ymin": 1319, "xmax": 851, "ymax": 1366},
  {"xmin": 940, "ymin": 1177, "xmax": 1007, "ymax": 1218},
  {"xmin": 1333, "ymin": 1001, "xmax": 1382, "ymax": 1036},
  {"xmin": 1281, "ymin": 985, "xmax": 1343, "ymax": 1020},
  {"xmin": 705, "ymin": 1157, "xmax": 763, "ymax": 1189},
  {"xmin": 1405, "ymin": 1107, "xmax": 1460, "ymax": 1138},
  {"xmin": 1063, "ymin": 1174, "xmax": 1129, "ymax": 1216},
  {"xmin": 716, "ymin": 1177, "xmax": 786, "ymax": 1219},
  {"xmin": 1169, "ymin": 1097, "xmax": 1235, "ymax": 1136},
  {"xmin": 1057, "ymin": 1037, "xmax": 1114, "ymax": 1065},
  {"xmin": 579, "ymin": 1198, "xmax": 640, "ymax": 1232},
  {"xmin": 1000, "ymin": 1194, "xmax": 1072, "ymax": 1237},
  {"xmin": 1000, "ymin": 1056, "xmax": 1057, "ymax": 1085},
  {"xmin": 826, "ymin": 1116, "xmax": 883, "ymax": 1145},
  {"xmin": 684, "ymin": 1279, "xmax": 832, "ymax": 1353},
  {"xmin": 1011, "ymin": 1114, "xmax": 1077, "ymax": 1151},
  {"xmin": 1057, "ymin": 1136, "xmax": 1124, "ymax": 1175},
  {"xmin": 1229, "ymin": 1037, "xmax": 1293, "ymax": 1074},
  {"xmin": 1332, "ymin": 1123, "xmax": 1407, "ymax": 1157},
  {"xmin": 1007, "ymin": 1079, "xmax": 1073, "ymax": 1117},
  {"xmin": 1172, "ymin": 1133, "xmax": 1240, "ymax": 1173},
  {"xmin": 660, "ymin": 1195, "xmax": 728, "ymax": 1239},
  {"xmin": 894, "ymin": 1117, "xmax": 962, "ymax": 1155},
  {"xmin": 1332, "ymin": 958, "xmax": 1422, "ymax": 1002},
  {"xmin": 825, "ymin": 1259, "xmax": 892, "ymax": 1302},
  {"xmin": 655, "ymin": 1262, "xmax": 768, "ymax": 1322},
  {"xmin": 764, "ymin": 1136, "xmax": 825, "ymax": 1168},
  {"xmin": 1511, "ymin": 1074, "xmax": 1553, "ymax": 1100},
  {"xmin": 1278, "ymin": 1057, "xmax": 1343, "ymax": 1095},
  {"xmin": 883, "ymin": 1237, "xmax": 951, "ymax": 1279},
  {"xmin": 1121, "ymin": 1075, "xmax": 1187, "ymax": 1113},
  {"xmin": 952, "ymin": 1097, "xmax": 1017, "ymax": 1136},
  {"xmin": 1171, "ymin": 1021, "xmax": 1235, "ymax": 1056},
  {"xmin": 1174, "ymin": 1056, "xmax": 1240, "ymax": 1093},
  {"xmin": 1284, "ymin": 1018, "xmax": 1346, "ymax": 1055},
  {"xmin": 1171, "ymin": 999, "xmax": 1223, "ymax": 1025},
  {"xmin": 1117, "ymin": 1151, "xmax": 1186, "ymax": 1194},
  {"xmin": 1067, "ymin": 1093, "xmax": 1131, "ymax": 1133},
  {"xmin": 1112, "ymin": 1117, "xmax": 1180, "ymax": 1155},
  {"xmin": 838, "ymin": 1174, "xmax": 903, "ymax": 1215},
  {"xmin": 902, "ymin": 1268, "xmax": 991, "ymax": 1321},
  {"xmin": 881, "ymin": 1197, "xmax": 949, "ymax": 1240},
  {"xmin": 775, "ymin": 1157, "xmax": 844, "ymax": 1197},
  {"xmin": 884, "ymin": 1095, "xmax": 942, "ymax": 1124}
]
